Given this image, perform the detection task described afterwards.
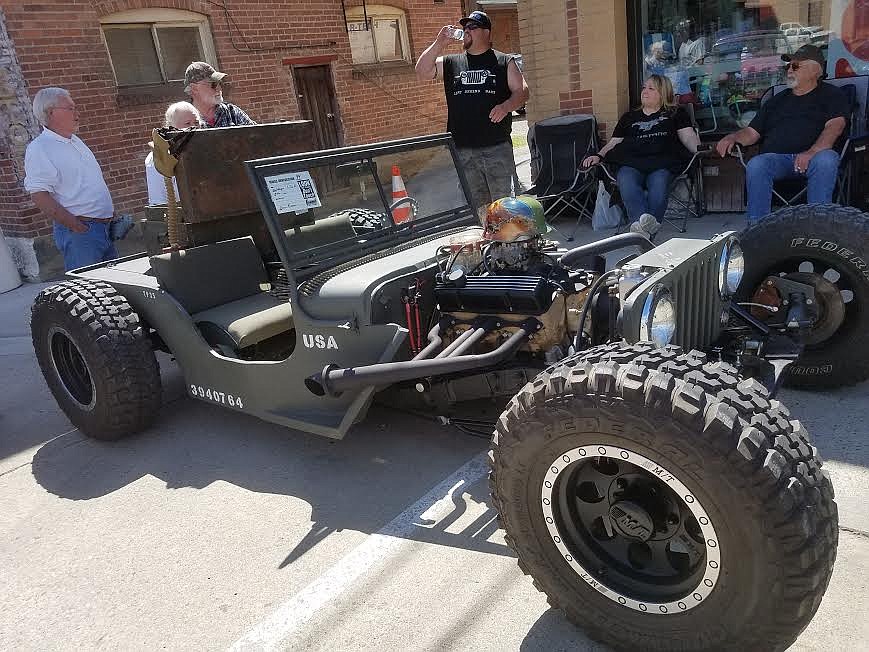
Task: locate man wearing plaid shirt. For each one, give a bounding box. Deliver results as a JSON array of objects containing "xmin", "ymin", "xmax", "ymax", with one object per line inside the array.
[{"xmin": 184, "ymin": 61, "xmax": 256, "ymax": 128}]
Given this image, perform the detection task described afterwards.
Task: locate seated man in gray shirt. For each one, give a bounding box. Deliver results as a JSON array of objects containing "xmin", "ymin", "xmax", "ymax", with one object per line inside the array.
[{"xmin": 715, "ymin": 45, "xmax": 848, "ymax": 224}]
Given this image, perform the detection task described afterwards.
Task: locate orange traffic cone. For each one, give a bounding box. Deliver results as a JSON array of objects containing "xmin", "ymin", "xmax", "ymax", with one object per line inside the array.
[{"xmin": 391, "ymin": 165, "xmax": 411, "ymax": 223}]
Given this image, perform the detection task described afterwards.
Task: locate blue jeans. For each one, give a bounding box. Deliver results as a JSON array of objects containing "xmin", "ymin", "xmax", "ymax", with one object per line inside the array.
[
  {"xmin": 616, "ymin": 167, "xmax": 673, "ymax": 222},
  {"xmin": 53, "ymin": 221, "xmax": 117, "ymax": 271},
  {"xmin": 745, "ymin": 150, "xmax": 840, "ymax": 223}
]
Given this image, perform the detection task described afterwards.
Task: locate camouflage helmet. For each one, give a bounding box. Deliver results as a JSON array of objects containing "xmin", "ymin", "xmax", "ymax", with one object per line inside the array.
[{"xmin": 482, "ymin": 195, "xmax": 550, "ymax": 242}]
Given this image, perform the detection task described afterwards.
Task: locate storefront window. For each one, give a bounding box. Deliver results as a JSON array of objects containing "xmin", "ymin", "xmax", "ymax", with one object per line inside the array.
[{"xmin": 632, "ymin": 1, "xmax": 869, "ymax": 135}]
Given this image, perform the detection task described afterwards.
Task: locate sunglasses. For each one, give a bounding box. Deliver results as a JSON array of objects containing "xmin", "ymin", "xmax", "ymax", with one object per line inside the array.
[
  {"xmin": 786, "ymin": 61, "xmax": 802, "ymax": 70},
  {"xmin": 464, "ymin": 23, "xmax": 483, "ymax": 31},
  {"xmin": 210, "ymin": 81, "xmax": 223, "ymax": 89}
]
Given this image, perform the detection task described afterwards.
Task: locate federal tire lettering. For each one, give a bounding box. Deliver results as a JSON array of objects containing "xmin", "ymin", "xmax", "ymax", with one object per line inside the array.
[{"xmin": 743, "ymin": 205, "xmax": 869, "ymax": 388}]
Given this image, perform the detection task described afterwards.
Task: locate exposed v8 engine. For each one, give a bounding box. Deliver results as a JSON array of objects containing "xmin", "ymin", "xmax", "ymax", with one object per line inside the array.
[{"xmin": 432, "ymin": 228, "xmax": 593, "ymax": 358}]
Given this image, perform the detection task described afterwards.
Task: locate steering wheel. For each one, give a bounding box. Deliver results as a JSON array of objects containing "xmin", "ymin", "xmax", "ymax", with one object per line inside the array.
[{"xmin": 388, "ymin": 196, "xmax": 420, "ymax": 222}]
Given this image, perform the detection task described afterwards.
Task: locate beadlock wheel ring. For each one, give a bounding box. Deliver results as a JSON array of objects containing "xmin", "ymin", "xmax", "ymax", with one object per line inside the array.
[{"xmin": 541, "ymin": 445, "xmax": 721, "ymax": 614}]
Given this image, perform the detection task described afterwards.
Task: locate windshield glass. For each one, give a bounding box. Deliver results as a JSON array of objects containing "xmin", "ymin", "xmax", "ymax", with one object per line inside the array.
[{"xmin": 256, "ymin": 142, "xmax": 471, "ymax": 261}]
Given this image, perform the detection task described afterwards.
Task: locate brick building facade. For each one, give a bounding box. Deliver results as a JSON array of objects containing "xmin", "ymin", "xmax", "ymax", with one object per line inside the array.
[{"xmin": 1, "ymin": 0, "xmax": 504, "ymax": 280}]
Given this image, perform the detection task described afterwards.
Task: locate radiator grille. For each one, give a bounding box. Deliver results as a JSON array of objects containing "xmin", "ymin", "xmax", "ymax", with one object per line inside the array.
[{"xmin": 670, "ymin": 248, "xmax": 723, "ymax": 351}]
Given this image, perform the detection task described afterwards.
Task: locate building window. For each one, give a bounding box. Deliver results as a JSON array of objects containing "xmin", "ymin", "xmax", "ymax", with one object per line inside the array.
[
  {"xmin": 346, "ymin": 6, "xmax": 411, "ymax": 64},
  {"xmin": 100, "ymin": 9, "xmax": 217, "ymax": 87},
  {"xmin": 631, "ymin": 1, "xmax": 840, "ymax": 135}
]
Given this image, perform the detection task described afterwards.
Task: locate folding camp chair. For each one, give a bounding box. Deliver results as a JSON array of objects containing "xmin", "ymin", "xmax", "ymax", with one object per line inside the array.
[
  {"xmin": 526, "ymin": 114, "xmax": 599, "ymax": 241},
  {"xmin": 733, "ymin": 75, "xmax": 869, "ymax": 209},
  {"xmin": 584, "ymin": 104, "xmax": 708, "ymax": 235}
]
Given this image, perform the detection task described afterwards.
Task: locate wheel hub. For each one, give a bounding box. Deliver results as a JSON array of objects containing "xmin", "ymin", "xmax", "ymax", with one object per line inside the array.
[
  {"xmin": 48, "ymin": 326, "xmax": 95, "ymax": 409},
  {"xmin": 784, "ymin": 272, "xmax": 846, "ymax": 345},
  {"xmin": 542, "ymin": 445, "xmax": 720, "ymax": 614},
  {"xmin": 608, "ymin": 501, "xmax": 654, "ymax": 542}
]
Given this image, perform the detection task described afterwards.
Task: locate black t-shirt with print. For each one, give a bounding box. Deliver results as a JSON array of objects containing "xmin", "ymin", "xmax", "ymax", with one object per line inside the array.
[
  {"xmin": 748, "ymin": 83, "xmax": 849, "ymax": 154},
  {"xmin": 443, "ymin": 49, "xmax": 514, "ymax": 148},
  {"xmin": 606, "ymin": 106, "xmax": 693, "ymax": 172}
]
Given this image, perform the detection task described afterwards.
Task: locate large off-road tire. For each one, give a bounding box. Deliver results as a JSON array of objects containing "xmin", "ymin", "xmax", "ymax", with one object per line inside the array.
[
  {"xmin": 331, "ymin": 207, "xmax": 388, "ymax": 233},
  {"xmin": 490, "ymin": 342, "xmax": 837, "ymax": 652},
  {"xmin": 31, "ymin": 279, "xmax": 162, "ymax": 440},
  {"xmin": 739, "ymin": 204, "xmax": 869, "ymax": 388}
]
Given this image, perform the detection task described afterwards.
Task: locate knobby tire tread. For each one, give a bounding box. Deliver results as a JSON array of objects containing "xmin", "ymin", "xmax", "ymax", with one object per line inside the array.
[
  {"xmin": 489, "ymin": 341, "xmax": 837, "ymax": 652},
  {"xmin": 31, "ymin": 279, "xmax": 161, "ymax": 440}
]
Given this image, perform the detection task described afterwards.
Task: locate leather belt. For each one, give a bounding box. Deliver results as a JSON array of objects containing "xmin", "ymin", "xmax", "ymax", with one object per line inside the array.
[{"xmin": 78, "ymin": 216, "xmax": 113, "ymax": 222}]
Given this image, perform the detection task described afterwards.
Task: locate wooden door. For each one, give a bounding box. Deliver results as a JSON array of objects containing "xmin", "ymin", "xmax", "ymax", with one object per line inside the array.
[{"xmin": 293, "ymin": 65, "xmax": 342, "ymax": 194}]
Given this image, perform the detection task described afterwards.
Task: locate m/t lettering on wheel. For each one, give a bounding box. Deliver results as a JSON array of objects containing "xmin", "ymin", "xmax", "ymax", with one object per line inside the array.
[{"xmin": 651, "ymin": 466, "xmax": 674, "ymax": 482}]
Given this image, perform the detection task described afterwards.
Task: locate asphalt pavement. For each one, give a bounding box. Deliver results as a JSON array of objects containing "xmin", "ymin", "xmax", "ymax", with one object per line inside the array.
[{"xmin": 1, "ymin": 128, "xmax": 868, "ymax": 650}]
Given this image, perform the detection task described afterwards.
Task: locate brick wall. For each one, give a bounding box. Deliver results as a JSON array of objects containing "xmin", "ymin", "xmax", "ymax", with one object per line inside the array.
[
  {"xmin": 518, "ymin": 0, "xmax": 629, "ymax": 141},
  {"xmin": 518, "ymin": 0, "xmax": 569, "ymax": 124},
  {"xmin": 577, "ymin": 0, "xmax": 630, "ymax": 139},
  {"xmin": 0, "ymin": 0, "xmax": 463, "ymax": 259},
  {"xmin": 485, "ymin": 8, "xmax": 521, "ymax": 55}
]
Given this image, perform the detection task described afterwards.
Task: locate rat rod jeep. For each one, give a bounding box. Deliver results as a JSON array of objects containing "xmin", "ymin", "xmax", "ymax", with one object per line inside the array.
[{"xmin": 32, "ymin": 125, "xmax": 867, "ymax": 651}]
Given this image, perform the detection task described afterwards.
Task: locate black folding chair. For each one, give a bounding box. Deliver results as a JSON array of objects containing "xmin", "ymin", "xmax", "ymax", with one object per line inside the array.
[
  {"xmin": 584, "ymin": 104, "xmax": 708, "ymax": 235},
  {"xmin": 527, "ymin": 114, "xmax": 599, "ymax": 240},
  {"xmin": 733, "ymin": 75, "xmax": 869, "ymax": 208}
]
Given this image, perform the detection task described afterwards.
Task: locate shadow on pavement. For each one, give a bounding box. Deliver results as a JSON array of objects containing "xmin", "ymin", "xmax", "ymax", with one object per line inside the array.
[
  {"xmin": 520, "ymin": 609, "xmax": 611, "ymax": 652},
  {"xmin": 30, "ymin": 385, "xmax": 515, "ymax": 562}
]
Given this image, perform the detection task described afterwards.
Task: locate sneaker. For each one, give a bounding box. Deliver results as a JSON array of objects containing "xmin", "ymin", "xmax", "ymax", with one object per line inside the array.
[{"xmin": 629, "ymin": 213, "xmax": 661, "ymax": 239}]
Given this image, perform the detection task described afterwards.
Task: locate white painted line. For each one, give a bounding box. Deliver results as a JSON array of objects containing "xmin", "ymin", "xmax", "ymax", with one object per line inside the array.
[
  {"xmin": 228, "ymin": 452, "xmax": 489, "ymax": 652},
  {"xmin": 0, "ymin": 427, "xmax": 81, "ymax": 479}
]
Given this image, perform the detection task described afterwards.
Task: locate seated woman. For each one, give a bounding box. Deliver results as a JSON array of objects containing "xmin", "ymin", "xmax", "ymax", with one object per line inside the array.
[
  {"xmin": 582, "ymin": 75, "xmax": 700, "ymax": 237},
  {"xmin": 145, "ymin": 102, "xmax": 202, "ymax": 205}
]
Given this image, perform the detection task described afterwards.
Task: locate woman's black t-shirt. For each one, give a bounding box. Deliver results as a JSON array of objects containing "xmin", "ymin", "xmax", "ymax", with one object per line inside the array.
[{"xmin": 606, "ymin": 106, "xmax": 693, "ymax": 172}]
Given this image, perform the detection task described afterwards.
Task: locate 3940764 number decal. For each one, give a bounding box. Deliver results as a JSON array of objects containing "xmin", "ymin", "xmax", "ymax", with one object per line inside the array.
[{"xmin": 189, "ymin": 384, "xmax": 244, "ymax": 409}]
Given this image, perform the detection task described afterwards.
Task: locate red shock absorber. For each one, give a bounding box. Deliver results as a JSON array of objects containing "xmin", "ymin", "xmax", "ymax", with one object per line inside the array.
[
  {"xmin": 412, "ymin": 280, "xmax": 424, "ymax": 356},
  {"xmin": 402, "ymin": 289, "xmax": 417, "ymax": 354}
]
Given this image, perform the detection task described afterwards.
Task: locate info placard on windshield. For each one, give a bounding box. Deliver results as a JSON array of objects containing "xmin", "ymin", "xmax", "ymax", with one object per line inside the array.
[{"xmin": 264, "ymin": 171, "xmax": 322, "ymax": 214}]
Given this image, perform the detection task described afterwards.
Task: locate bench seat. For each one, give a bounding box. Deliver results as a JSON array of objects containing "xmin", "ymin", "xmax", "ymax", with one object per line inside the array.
[
  {"xmin": 150, "ymin": 236, "xmax": 294, "ymax": 352},
  {"xmin": 193, "ymin": 293, "xmax": 293, "ymax": 350}
]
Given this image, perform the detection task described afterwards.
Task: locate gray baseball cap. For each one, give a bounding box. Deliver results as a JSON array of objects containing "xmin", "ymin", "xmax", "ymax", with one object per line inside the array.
[{"xmin": 184, "ymin": 62, "xmax": 227, "ymax": 86}]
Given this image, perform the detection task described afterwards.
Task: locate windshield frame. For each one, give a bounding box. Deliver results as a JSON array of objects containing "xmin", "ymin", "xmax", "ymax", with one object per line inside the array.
[{"xmin": 245, "ymin": 132, "xmax": 478, "ymax": 292}]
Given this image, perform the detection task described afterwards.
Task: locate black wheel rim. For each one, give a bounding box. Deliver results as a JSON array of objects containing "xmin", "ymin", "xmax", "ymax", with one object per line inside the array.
[
  {"xmin": 49, "ymin": 327, "xmax": 94, "ymax": 408},
  {"xmin": 542, "ymin": 445, "xmax": 720, "ymax": 613}
]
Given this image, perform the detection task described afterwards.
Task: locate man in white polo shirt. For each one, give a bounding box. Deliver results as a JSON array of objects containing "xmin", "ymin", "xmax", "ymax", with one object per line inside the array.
[{"xmin": 24, "ymin": 87, "xmax": 116, "ymax": 270}]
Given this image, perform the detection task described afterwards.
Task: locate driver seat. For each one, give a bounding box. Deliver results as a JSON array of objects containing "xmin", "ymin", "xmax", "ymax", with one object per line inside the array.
[{"xmin": 150, "ymin": 236, "xmax": 293, "ymax": 352}]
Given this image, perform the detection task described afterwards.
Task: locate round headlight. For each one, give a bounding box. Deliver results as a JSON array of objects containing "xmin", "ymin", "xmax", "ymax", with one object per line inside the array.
[
  {"xmin": 640, "ymin": 286, "xmax": 676, "ymax": 347},
  {"xmin": 719, "ymin": 239, "xmax": 745, "ymax": 296}
]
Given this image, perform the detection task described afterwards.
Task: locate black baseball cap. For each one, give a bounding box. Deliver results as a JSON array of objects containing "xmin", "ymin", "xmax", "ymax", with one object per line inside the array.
[
  {"xmin": 782, "ymin": 44, "xmax": 826, "ymax": 69},
  {"xmin": 460, "ymin": 10, "xmax": 491, "ymax": 30}
]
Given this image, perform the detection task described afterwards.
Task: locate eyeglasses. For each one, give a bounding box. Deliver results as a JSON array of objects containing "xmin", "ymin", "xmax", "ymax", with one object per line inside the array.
[
  {"xmin": 210, "ymin": 81, "xmax": 223, "ymax": 89},
  {"xmin": 786, "ymin": 61, "xmax": 802, "ymax": 70}
]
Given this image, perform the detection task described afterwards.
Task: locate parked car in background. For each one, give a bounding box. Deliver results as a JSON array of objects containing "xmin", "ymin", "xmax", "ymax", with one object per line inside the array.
[
  {"xmin": 702, "ymin": 30, "xmax": 792, "ymax": 76},
  {"xmin": 780, "ymin": 22, "xmax": 832, "ymax": 48}
]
